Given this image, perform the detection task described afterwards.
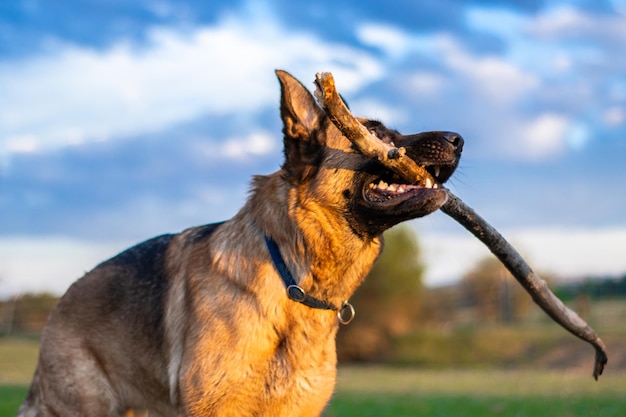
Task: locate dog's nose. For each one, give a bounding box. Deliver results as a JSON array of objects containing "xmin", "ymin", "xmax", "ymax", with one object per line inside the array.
[{"xmin": 442, "ymin": 132, "xmax": 464, "ymax": 151}]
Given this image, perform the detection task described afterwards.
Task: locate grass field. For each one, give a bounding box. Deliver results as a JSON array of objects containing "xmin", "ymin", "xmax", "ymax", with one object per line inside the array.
[
  {"xmin": 326, "ymin": 367, "xmax": 626, "ymax": 416},
  {"xmin": 0, "ymin": 337, "xmax": 38, "ymax": 386},
  {"xmin": 2, "ymin": 369, "xmax": 624, "ymax": 417},
  {"xmin": 2, "ymin": 337, "xmax": 625, "ymax": 416},
  {"xmin": 327, "ymin": 393, "xmax": 625, "ymax": 417}
]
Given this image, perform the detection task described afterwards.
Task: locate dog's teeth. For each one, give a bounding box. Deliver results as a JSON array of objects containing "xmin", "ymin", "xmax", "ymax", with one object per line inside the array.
[
  {"xmin": 387, "ymin": 184, "xmax": 397, "ymax": 192},
  {"xmin": 433, "ymin": 166, "xmax": 441, "ymax": 178},
  {"xmin": 433, "ymin": 183, "xmax": 438, "ymax": 189},
  {"xmin": 378, "ymin": 181, "xmax": 388, "ymax": 190},
  {"xmin": 425, "ymin": 178, "xmax": 433, "ymax": 189},
  {"xmin": 397, "ymin": 185, "xmax": 406, "ymax": 193}
]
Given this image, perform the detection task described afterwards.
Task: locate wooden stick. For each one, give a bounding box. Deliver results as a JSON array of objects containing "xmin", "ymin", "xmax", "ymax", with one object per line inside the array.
[
  {"xmin": 313, "ymin": 73, "xmax": 430, "ymax": 184},
  {"xmin": 314, "ymin": 71, "xmax": 607, "ymax": 380},
  {"xmin": 440, "ymin": 193, "xmax": 607, "ymax": 380}
]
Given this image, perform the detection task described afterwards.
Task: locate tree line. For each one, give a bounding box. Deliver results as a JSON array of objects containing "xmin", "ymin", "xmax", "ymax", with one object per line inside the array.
[{"xmin": 2, "ymin": 226, "xmax": 624, "ymax": 363}]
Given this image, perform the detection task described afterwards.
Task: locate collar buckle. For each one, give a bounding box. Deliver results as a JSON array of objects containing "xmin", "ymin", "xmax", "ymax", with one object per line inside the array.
[{"xmin": 287, "ymin": 285, "xmax": 306, "ymax": 302}]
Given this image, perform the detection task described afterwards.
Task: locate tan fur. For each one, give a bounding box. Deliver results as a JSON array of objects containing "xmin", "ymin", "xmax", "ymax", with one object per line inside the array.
[
  {"xmin": 18, "ymin": 70, "xmax": 462, "ymax": 417},
  {"xmin": 164, "ymin": 174, "xmax": 380, "ymax": 416}
]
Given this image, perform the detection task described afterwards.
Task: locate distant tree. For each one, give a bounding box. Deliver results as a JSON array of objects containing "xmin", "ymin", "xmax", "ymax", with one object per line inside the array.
[
  {"xmin": 337, "ymin": 225, "xmax": 425, "ymax": 361},
  {"xmin": 460, "ymin": 256, "xmax": 532, "ymax": 323},
  {"xmin": 556, "ymin": 275, "xmax": 626, "ymax": 301},
  {"xmin": 2, "ymin": 293, "xmax": 59, "ymax": 334}
]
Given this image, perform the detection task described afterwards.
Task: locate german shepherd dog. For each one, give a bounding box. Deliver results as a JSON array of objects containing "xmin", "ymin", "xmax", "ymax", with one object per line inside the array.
[{"xmin": 18, "ymin": 70, "xmax": 463, "ymax": 417}]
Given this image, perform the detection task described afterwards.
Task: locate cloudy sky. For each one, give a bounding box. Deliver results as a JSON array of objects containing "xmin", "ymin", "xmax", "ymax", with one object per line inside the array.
[{"xmin": 1, "ymin": 0, "xmax": 626, "ymax": 296}]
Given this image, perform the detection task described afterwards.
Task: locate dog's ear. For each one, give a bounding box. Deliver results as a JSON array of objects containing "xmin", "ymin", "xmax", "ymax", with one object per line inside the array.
[{"xmin": 276, "ymin": 70, "xmax": 326, "ymax": 182}]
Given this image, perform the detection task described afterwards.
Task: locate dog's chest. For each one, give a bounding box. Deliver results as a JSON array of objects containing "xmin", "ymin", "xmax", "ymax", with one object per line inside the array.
[{"xmin": 178, "ymin": 290, "xmax": 340, "ymax": 416}]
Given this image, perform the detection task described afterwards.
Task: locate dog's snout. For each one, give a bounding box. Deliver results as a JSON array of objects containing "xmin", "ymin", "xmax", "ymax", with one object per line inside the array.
[{"xmin": 442, "ymin": 132, "xmax": 464, "ymax": 151}]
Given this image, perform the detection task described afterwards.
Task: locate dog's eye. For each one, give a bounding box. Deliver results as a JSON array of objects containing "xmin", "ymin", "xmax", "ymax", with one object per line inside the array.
[{"xmin": 370, "ymin": 129, "xmax": 394, "ymax": 144}]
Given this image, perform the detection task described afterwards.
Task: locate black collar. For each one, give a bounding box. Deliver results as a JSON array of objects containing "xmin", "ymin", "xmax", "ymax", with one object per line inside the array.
[{"xmin": 264, "ymin": 235, "xmax": 355, "ymax": 324}]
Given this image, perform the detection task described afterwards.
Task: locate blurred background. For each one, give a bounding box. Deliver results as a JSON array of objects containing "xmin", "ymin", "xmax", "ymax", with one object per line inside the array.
[{"xmin": 1, "ymin": 2, "xmax": 626, "ymax": 414}]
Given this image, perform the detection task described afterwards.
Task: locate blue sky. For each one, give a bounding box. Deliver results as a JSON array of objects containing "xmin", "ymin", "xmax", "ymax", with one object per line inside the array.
[{"xmin": 1, "ymin": 0, "xmax": 626, "ymax": 296}]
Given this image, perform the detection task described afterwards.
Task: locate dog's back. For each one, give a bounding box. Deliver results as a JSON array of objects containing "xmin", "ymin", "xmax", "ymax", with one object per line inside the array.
[{"xmin": 19, "ymin": 233, "xmax": 177, "ymax": 416}]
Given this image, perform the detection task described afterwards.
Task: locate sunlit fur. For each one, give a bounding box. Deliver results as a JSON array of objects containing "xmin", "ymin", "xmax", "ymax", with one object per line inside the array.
[{"xmin": 18, "ymin": 70, "xmax": 461, "ymax": 417}]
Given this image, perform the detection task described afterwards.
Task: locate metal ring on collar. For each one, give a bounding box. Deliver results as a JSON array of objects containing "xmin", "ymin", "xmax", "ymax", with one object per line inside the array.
[
  {"xmin": 287, "ymin": 285, "xmax": 306, "ymax": 302},
  {"xmin": 338, "ymin": 302, "xmax": 355, "ymax": 325}
]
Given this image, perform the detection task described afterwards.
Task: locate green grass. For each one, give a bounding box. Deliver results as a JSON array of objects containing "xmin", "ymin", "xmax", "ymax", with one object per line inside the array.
[
  {"xmin": 326, "ymin": 394, "xmax": 626, "ymax": 417},
  {"xmin": 323, "ymin": 367, "xmax": 626, "ymax": 417},
  {"xmin": 0, "ymin": 337, "xmax": 37, "ymax": 416},
  {"xmin": 0, "ymin": 337, "xmax": 38, "ymax": 385},
  {"xmin": 324, "ymin": 367, "xmax": 626, "ymax": 417},
  {"xmin": 0, "ymin": 386, "xmax": 27, "ymax": 417},
  {"xmin": 2, "ymin": 338, "xmax": 625, "ymax": 417},
  {"xmin": 3, "ymin": 369, "xmax": 625, "ymax": 417},
  {"xmin": 2, "ymin": 384, "xmax": 624, "ymax": 417},
  {"xmin": 334, "ymin": 366, "xmax": 626, "ymax": 397}
]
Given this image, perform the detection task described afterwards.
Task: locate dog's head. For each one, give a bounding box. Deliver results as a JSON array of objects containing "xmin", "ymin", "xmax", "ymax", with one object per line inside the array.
[{"xmin": 276, "ymin": 70, "xmax": 463, "ymax": 237}]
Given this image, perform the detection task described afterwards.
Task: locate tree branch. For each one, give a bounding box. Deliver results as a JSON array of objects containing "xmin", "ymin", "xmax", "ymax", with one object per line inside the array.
[
  {"xmin": 440, "ymin": 193, "xmax": 607, "ymax": 380},
  {"xmin": 313, "ymin": 73, "xmax": 429, "ymax": 184},
  {"xmin": 314, "ymin": 71, "xmax": 607, "ymax": 380}
]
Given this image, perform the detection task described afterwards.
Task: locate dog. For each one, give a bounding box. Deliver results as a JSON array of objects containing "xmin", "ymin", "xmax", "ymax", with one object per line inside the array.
[{"xmin": 18, "ymin": 70, "xmax": 463, "ymax": 417}]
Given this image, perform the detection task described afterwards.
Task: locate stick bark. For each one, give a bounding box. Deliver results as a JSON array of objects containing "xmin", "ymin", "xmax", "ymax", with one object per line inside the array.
[{"xmin": 314, "ymin": 71, "xmax": 607, "ymax": 380}]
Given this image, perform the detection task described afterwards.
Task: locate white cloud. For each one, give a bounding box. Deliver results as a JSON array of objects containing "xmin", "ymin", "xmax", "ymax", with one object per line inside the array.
[
  {"xmin": 221, "ymin": 131, "xmax": 277, "ymax": 160},
  {"xmin": 354, "ymin": 15, "xmax": 624, "ymax": 163},
  {"xmin": 528, "ymin": 5, "xmax": 587, "ymax": 37},
  {"xmin": 521, "ymin": 113, "xmax": 570, "ymax": 159},
  {"xmin": 349, "ymin": 99, "xmax": 409, "ymax": 126},
  {"xmin": 528, "ymin": 5, "xmax": 626, "ymax": 43},
  {"xmin": 359, "ymin": 22, "xmax": 538, "ymax": 105},
  {"xmin": 486, "ymin": 113, "xmax": 583, "ymax": 160},
  {"xmin": 420, "ymin": 226, "xmax": 626, "ymax": 287},
  {"xmin": 5, "ymin": 135, "xmax": 39, "ymax": 153},
  {"xmin": 0, "ymin": 236, "xmax": 131, "ymax": 298},
  {"xmin": 4, "ymin": 225, "xmax": 626, "ymax": 297},
  {"xmin": 461, "ymin": 4, "xmax": 626, "ymax": 159},
  {"xmin": 420, "ymin": 231, "xmax": 489, "ymax": 286},
  {"xmin": 408, "ymin": 72, "xmax": 445, "ymax": 96},
  {"xmin": 603, "ymin": 106, "xmax": 626, "ymax": 127},
  {"xmin": 440, "ymin": 38, "xmax": 539, "ymax": 105},
  {"xmin": 357, "ymin": 23, "xmax": 412, "ymax": 59},
  {"xmin": 358, "ymin": 23, "xmax": 541, "ymax": 111},
  {"xmin": 524, "ymin": 5, "xmax": 626, "ymax": 78},
  {"xmin": 0, "ymin": 15, "xmax": 382, "ymax": 159}
]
